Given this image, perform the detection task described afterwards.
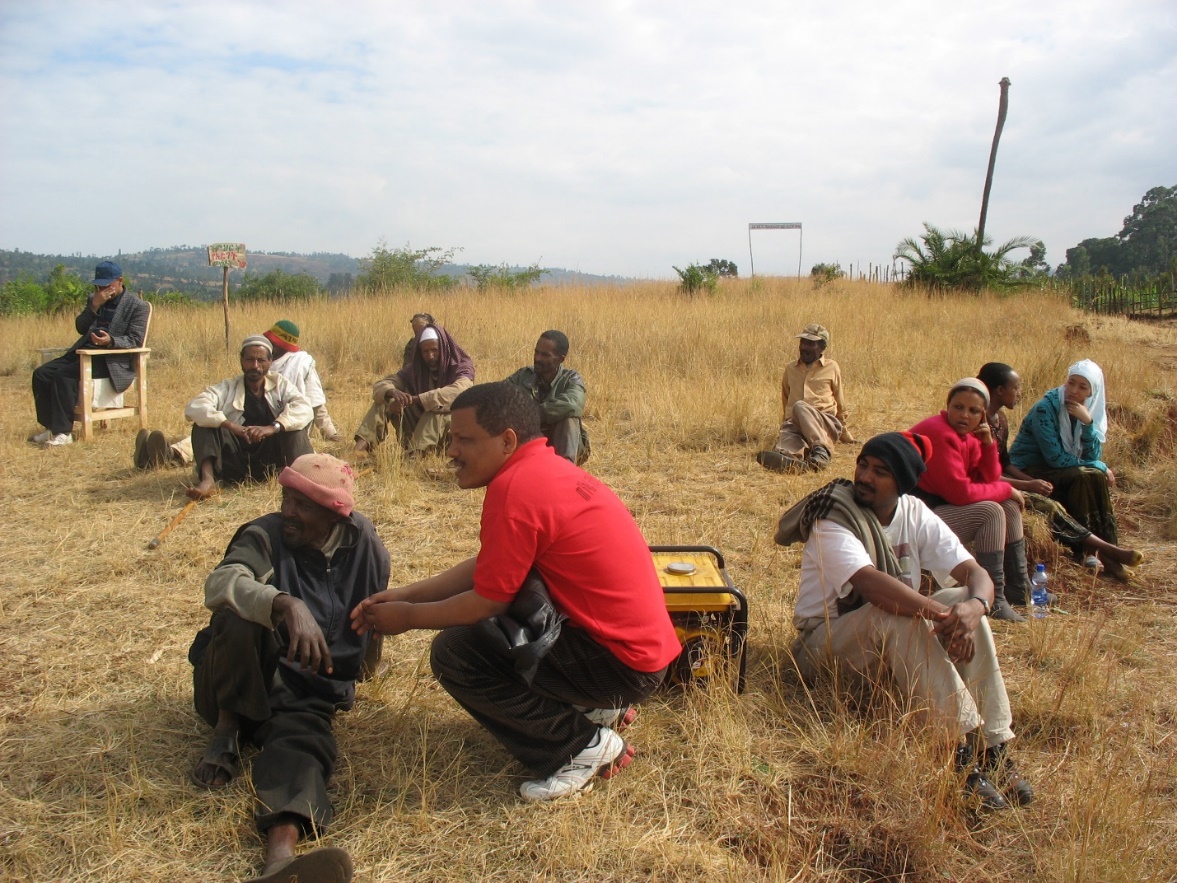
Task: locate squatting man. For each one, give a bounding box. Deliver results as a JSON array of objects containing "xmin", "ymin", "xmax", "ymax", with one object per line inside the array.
[{"xmin": 351, "ymin": 381, "xmax": 681, "ymax": 801}]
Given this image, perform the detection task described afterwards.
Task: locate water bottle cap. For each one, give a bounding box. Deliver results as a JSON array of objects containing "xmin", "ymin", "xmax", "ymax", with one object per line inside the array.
[{"xmin": 1035, "ymin": 564, "xmax": 1046, "ymax": 572}]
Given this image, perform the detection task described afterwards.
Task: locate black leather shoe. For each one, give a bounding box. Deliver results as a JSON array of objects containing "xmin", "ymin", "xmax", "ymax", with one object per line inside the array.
[
  {"xmin": 957, "ymin": 743, "xmax": 1009, "ymax": 810},
  {"xmin": 756, "ymin": 450, "xmax": 807, "ymax": 473},
  {"xmin": 133, "ymin": 429, "xmax": 150, "ymax": 469},
  {"xmin": 983, "ymin": 742, "xmax": 1033, "ymax": 806}
]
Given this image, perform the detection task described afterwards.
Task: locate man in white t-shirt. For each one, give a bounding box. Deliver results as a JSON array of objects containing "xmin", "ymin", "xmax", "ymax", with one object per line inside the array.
[{"xmin": 775, "ymin": 431, "xmax": 1032, "ymax": 810}]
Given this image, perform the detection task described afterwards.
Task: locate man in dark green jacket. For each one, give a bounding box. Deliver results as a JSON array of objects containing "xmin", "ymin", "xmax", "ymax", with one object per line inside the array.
[{"xmin": 506, "ymin": 330, "xmax": 589, "ymax": 464}]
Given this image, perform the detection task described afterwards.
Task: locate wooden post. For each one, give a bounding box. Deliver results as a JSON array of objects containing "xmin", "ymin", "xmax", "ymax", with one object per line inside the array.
[{"xmin": 222, "ymin": 266, "xmax": 231, "ymax": 352}]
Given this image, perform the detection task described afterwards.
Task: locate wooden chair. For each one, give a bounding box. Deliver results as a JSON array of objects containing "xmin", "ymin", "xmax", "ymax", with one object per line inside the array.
[{"xmin": 37, "ymin": 302, "xmax": 153, "ymax": 441}]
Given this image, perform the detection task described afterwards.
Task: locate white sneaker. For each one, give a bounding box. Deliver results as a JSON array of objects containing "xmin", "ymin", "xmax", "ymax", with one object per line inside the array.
[
  {"xmin": 519, "ymin": 727, "xmax": 634, "ymax": 801},
  {"xmin": 30, "ymin": 430, "xmax": 52, "ymax": 444},
  {"xmin": 44, "ymin": 433, "xmax": 73, "ymax": 447},
  {"xmin": 581, "ymin": 706, "xmax": 638, "ymax": 732}
]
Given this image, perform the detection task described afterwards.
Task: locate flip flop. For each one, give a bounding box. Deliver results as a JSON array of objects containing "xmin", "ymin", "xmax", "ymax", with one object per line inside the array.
[
  {"xmin": 245, "ymin": 847, "xmax": 354, "ymax": 883},
  {"xmin": 1083, "ymin": 555, "xmax": 1101, "ymax": 570},
  {"xmin": 191, "ymin": 732, "xmax": 239, "ymax": 789},
  {"xmin": 186, "ymin": 485, "xmax": 221, "ymax": 502}
]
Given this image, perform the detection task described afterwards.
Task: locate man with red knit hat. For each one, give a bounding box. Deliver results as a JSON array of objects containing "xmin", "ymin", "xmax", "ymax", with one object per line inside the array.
[
  {"xmin": 774, "ymin": 431, "xmax": 1033, "ymax": 812},
  {"xmin": 188, "ymin": 453, "xmax": 388, "ymax": 883}
]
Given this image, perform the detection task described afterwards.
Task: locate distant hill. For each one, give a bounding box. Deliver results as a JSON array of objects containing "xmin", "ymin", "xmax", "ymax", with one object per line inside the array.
[{"xmin": 0, "ymin": 247, "xmax": 632, "ymax": 300}]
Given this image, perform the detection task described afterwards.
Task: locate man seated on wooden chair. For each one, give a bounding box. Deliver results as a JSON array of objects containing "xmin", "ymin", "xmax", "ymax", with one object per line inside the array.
[
  {"xmin": 30, "ymin": 260, "xmax": 149, "ymax": 447},
  {"xmin": 184, "ymin": 336, "xmax": 314, "ymax": 500}
]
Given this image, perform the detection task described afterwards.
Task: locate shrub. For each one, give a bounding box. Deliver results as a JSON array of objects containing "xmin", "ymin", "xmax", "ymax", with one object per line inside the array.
[
  {"xmin": 235, "ymin": 269, "xmax": 323, "ymax": 302},
  {"xmin": 468, "ymin": 263, "xmax": 546, "ymax": 291},
  {"xmin": 810, "ymin": 262, "xmax": 844, "ymax": 287},
  {"xmin": 356, "ymin": 241, "xmax": 460, "ymax": 292},
  {"xmin": 673, "ymin": 263, "xmax": 718, "ymax": 295},
  {"xmin": 0, "ymin": 275, "xmax": 47, "ymax": 315}
]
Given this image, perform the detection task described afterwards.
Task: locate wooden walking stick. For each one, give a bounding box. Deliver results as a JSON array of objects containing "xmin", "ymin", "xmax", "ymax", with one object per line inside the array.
[{"xmin": 147, "ymin": 500, "xmax": 197, "ymax": 550}]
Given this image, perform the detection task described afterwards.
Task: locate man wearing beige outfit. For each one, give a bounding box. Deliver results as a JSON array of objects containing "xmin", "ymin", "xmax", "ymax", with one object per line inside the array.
[{"xmin": 757, "ymin": 323, "xmax": 853, "ymax": 474}]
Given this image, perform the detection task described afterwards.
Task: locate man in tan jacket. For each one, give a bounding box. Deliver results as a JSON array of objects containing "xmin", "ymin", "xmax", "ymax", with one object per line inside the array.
[
  {"xmin": 185, "ymin": 336, "xmax": 313, "ymax": 499},
  {"xmin": 757, "ymin": 323, "xmax": 853, "ymax": 474}
]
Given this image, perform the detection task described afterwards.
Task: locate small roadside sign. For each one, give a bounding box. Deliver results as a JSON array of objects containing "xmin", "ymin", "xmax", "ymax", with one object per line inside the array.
[{"xmin": 208, "ymin": 243, "xmax": 247, "ymax": 269}]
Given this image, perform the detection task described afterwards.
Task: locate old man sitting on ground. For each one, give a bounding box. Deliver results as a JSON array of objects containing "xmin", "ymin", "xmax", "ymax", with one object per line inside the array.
[
  {"xmin": 189, "ymin": 453, "xmax": 388, "ymax": 883},
  {"xmin": 184, "ymin": 335, "xmax": 313, "ymax": 500}
]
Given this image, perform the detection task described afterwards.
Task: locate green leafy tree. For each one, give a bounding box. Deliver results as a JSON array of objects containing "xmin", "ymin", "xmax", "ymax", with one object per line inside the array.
[
  {"xmin": 326, "ymin": 272, "xmax": 353, "ymax": 294},
  {"xmin": 356, "ymin": 241, "xmax": 460, "ymax": 292},
  {"xmin": 1056, "ymin": 185, "xmax": 1176, "ymax": 279},
  {"xmin": 1118, "ymin": 185, "xmax": 1177, "ymax": 276},
  {"xmin": 235, "ymin": 269, "xmax": 323, "ymax": 302},
  {"xmin": 703, "ymin": 258, "xmax": 738, "ymax": 278},
  {"xmin": 44, "ymin": 264, "xmax": 88, "ymax": 313},
  {"xmin": 1058, "ymin": 237, "xmax": 1120, "ymax": 279},
  {"xmin": 893, "ymin": 223, "xmax": 1038, "ymax": 291},
  {"xmin": 672, "ymin": 263, "xmax": 718, "ymax": 295},
  {"xmin": 1015, "ymin": 241, "xmax": 1051, "ymax": 278}
]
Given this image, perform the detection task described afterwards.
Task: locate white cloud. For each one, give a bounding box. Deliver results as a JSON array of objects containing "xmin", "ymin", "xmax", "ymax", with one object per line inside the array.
[{"xmin": 1, "ymin": 0, "xmax": 1173, "ymax": 276}]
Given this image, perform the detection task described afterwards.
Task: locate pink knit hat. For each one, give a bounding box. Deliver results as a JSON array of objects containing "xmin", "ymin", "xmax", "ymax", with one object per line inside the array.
[{"xmin": 278, "ymin": 453, "xmax": 355, "ymax": 516}]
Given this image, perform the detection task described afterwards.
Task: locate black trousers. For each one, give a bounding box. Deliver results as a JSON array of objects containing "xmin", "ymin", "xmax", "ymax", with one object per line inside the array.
[
  {"xmin": 192, "ymin": 610, "xmax": 338, "ymax": 835},
  {"xmin": 430, "ymin": 624, "xmax": 666, "ymax": 778},
  {"xmin": 31, "ymin": 352, "xmax": 110, "ymax": 434},
  {"xmin": 191, "ymin": 424, "xmax": 313, "ymax": 485}
]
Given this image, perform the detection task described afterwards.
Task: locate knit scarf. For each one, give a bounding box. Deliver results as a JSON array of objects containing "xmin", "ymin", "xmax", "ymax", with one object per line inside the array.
[{"xmin": 774, "ymin": 478, "xmax": 903, "ymax": 614}]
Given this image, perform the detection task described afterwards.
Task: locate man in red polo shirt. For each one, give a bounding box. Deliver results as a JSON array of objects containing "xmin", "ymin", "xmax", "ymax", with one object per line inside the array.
[{"xmin": 351, "ymin": 381, "xmax": 680, "ymax": 801}]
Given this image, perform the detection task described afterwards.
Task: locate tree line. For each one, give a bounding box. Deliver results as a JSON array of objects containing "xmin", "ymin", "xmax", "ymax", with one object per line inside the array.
[{"xmin": 0, "ymin": 242, "xmax": 553, "ymax": 316}]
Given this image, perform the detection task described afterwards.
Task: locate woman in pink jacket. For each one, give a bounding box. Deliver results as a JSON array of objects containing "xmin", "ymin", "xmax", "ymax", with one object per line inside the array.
[{"xmin": 910, "ymin": 378, "xmax": 1029, "ymax": 622}]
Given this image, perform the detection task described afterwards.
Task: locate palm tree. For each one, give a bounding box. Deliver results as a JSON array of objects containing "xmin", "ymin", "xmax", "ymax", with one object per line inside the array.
[
  {"xmin": 894, "ymin": 223, "xmax": 1039, "ymax": 291},
  {"xmin": 977, "ymin": 77, "xmax": 1012, "ymax": 252}
]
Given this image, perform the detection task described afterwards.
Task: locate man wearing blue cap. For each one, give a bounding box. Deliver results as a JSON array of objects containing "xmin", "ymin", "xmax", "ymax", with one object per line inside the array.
[{"xmin": 30, "ymin": 260, "xmax": 150, "ymax": 447}]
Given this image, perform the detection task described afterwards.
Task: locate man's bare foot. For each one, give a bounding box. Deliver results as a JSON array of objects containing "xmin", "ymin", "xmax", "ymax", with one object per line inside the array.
[
  {"xmin": 186, "ymin": 480, "xmax": 219, "ymax": 501},
  {"xmin": 191, "ymin": 716, "xmax": 239, "ymax": 788}
]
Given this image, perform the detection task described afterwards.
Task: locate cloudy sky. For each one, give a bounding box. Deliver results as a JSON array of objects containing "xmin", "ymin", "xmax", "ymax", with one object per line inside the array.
[{"xmin": 1, "ymin": 1, "xmax": 1173, "ymax": 278}]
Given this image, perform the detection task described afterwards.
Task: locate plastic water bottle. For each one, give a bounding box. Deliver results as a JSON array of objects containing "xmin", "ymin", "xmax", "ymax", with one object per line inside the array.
[{"xmin": 1030, "ymin": 564, "xmax": 1049, "ymax": 619}]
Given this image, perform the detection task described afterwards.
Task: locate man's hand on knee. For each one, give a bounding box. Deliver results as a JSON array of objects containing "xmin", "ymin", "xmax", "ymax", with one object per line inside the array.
[{"xmin": 273, "ymin": 595, "xmax": 333, "ymax": 674}]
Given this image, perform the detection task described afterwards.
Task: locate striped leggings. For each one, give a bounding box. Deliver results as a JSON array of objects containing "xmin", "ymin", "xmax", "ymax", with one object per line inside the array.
[{"xmin": 933, "ymin": 498, "xmax": 1023, "ymax": 554}]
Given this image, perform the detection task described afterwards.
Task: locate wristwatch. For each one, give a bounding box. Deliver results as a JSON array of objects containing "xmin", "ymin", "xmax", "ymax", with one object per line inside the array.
[
  {"xmin": 272, "ymin": 422, "xmax": 281, "ymax": 433},
  {"xmin": 971, "ymin": 596, "xmax": 991, "ymax": 616}
]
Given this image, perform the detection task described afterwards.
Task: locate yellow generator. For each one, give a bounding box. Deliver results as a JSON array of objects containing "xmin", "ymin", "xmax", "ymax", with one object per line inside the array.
[{"xmin": 650, "ymin": 545, "xmax": 748, "ymax": 693}]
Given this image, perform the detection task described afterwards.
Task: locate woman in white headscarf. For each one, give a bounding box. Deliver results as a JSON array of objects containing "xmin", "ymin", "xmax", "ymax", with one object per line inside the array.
[{"xmin": 1009, "ymin": 360, "xmax": 1133, "ymax": 577}]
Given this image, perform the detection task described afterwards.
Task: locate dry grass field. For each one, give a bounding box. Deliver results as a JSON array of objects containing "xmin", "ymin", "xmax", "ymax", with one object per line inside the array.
[{"xmin": 1, "ymin": 278, "xmax": 1175, "ymax": 882}]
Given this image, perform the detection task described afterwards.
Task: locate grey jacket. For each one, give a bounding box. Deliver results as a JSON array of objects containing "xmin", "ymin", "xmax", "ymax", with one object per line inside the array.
[{"xmin": 71, "ymin": 292, "xmax": 151, "ymax": 393}]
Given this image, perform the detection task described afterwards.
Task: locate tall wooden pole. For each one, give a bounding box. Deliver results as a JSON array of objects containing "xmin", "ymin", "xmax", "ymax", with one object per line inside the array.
[
  {"xmin": 221, "ymin": 266, "xmax": 230, "ymax": 353},
  {"xmin": 977, "ymin": 77, "xmax": 1011, "ymax": 253}
]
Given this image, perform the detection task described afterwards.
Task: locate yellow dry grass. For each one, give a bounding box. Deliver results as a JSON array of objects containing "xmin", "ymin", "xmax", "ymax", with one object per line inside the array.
[{"xmin": 1, "ymin": 278, "xmax": 1175, "ymax": 882}]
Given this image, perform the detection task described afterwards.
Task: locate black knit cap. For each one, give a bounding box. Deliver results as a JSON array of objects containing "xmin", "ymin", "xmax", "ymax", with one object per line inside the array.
[{"xmin": 860, "ymin": 431, "xmax": 932, "ymax": 496}]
